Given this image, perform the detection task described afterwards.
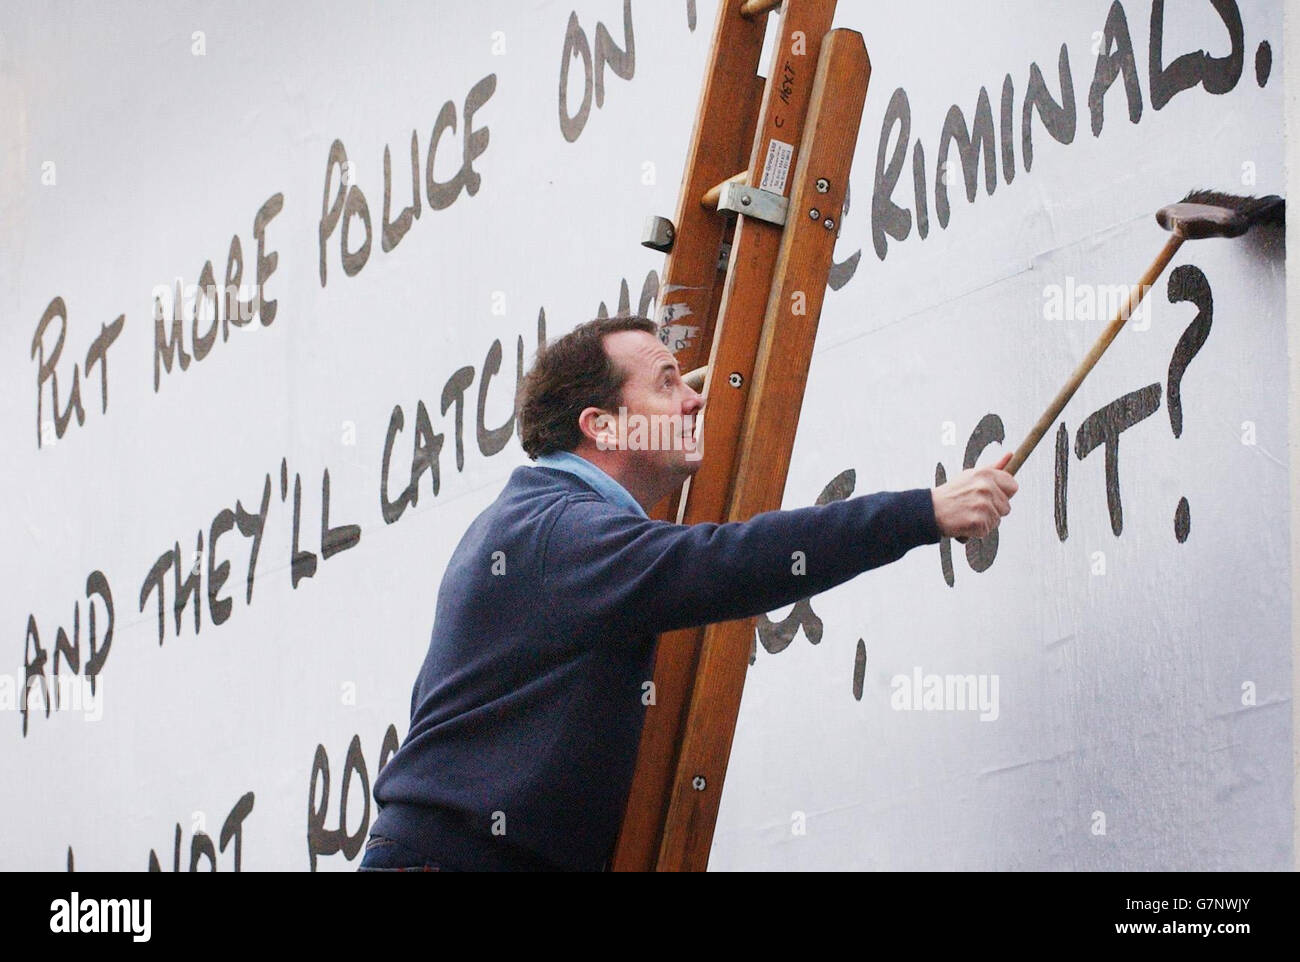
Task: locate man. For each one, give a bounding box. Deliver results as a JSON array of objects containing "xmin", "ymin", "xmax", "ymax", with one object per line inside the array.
[{"xmin": 362, "ymin": 315, "xmax": 1016, "ymax": 871}]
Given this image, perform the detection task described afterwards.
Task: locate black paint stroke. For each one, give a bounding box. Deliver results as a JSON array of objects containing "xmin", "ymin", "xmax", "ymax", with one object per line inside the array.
[
  {"xmin": 871, "ymin": 87, "xmax": 912, "ymax": 260},
  {"xmin": 1054, "ymin": 422, "xmax": 1069, "ymax": 542},
  {"xmin": 962, "ymin": 413, "xmax": 1005, "ymax": 572},
  {"xmin": 935, "ymin": 461, "xmax": 954, "ymax": 587},
  {"xmin": 852, "ymin": 638, "xmax": 866, "ymax": 701},
  {"xmin": 1075, "ymin": 383, "xmax": 1162, "ymax": 536},
  {"xmin": 1022, "ymin": 44, "xmax": 1075, "ymax": 172},
  {"xmin": 1149, "ymin": 0, "xmax": 1243, "ymax": 110},
  {"xmin": 754, "ymin": 470, "xmax": 855, "ymax": 657},
  {"xmin": 1088, "ymin": 1, "xmax": 1143, "ymax": 136},
  {"xmin": 1166, "ymin": 263, "xmax": 1212, "ymax": 439},
  {"xmin": 935, "ymin": 86, "xmax": 997, "ymax": 229},
  {"xmin": 559, "ymin": 2, "xmax": 633, "ymax": 143}
]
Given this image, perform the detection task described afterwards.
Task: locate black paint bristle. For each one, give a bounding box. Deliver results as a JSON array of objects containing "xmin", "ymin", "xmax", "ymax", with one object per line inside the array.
[{"xmin": 1180, "ymin": 189, "xmax": 1286, "ymax": 228}]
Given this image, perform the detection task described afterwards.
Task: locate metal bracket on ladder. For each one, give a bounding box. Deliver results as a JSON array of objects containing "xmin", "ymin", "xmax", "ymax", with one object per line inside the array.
[{"xmin": 714, "ymin": 183, "xmax": 788, "ymax": 226}]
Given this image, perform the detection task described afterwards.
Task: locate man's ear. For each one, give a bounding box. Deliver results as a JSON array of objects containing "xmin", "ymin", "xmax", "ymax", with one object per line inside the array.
[{"xmin": 578, "ymin": 406, "xmax": 619, "ymax": 451}]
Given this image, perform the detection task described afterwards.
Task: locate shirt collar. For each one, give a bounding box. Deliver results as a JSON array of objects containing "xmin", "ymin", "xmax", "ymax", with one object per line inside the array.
[{"xmin": 532, "ymin": 450, "xmax": 648, "ymax": 518}]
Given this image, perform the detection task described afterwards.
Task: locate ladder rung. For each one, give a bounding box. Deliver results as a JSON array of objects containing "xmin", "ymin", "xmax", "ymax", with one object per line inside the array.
[
  {"xmin": 682, "ymin": 365, "xmax": 707, "ymax": 391},
  {"xmin": 701, "ymin": 171, "xmax": 749, "ymax": 210},
  {"xmin": 739, "ymin": 0, "xmax": 782, "ymax": 19}
]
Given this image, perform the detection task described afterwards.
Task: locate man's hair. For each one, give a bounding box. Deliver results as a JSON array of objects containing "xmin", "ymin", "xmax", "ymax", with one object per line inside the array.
[{"xmin": 516, "ymin": 314, "xmax": 658, "ymax": 459}]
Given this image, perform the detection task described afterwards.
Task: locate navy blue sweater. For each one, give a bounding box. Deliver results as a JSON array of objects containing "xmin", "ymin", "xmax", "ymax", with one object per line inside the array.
[{"xmin": 370, "ymin": 464, "xmax": 940, "ymax": 870}]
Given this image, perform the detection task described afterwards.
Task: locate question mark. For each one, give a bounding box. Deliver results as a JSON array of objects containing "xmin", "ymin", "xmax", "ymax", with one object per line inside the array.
[{"xmin": 1165, "ymin": 264, "xmax": 1212, "ymax": 543}]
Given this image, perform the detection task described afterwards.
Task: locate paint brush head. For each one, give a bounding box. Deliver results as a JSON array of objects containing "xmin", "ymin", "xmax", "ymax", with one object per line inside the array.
[{"xmin": 1157, "ymin": 190, "xmax": 1286, "ymax": 239}]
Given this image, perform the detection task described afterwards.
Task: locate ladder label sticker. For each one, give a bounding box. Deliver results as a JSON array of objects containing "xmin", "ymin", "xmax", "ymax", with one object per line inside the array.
[{"xmin": 759, "ymin": 138, "xmax": 794, "ymax": 195}]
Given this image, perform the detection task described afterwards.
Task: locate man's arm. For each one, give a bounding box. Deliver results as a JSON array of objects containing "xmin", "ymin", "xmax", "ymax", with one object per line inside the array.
[{"xmin": 542, "ymin": 488, "xmax": 940, "ymax": 638}]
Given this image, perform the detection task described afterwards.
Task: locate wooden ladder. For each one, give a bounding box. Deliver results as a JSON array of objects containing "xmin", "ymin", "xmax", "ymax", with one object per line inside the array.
[{"xmin": 612, "ymin": 0, "xmax": 872, "ymax": 872}]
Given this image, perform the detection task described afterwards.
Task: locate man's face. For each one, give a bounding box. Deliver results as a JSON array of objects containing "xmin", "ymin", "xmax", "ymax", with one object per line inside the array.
[{"xmin": 595, "ymin": 329, "xmax": 706, "ymax": 485}]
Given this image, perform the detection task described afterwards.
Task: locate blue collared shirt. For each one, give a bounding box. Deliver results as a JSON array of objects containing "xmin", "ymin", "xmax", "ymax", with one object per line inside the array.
[{"xmin": 532, "ymin": 450, "xmax": 648, "ymax": 518}]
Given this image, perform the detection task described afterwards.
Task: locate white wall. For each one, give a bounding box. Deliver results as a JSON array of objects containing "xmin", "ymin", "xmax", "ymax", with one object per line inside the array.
[{"xmin": 0, "ymin": 0, "xmax": 1288, "ymax": 870}]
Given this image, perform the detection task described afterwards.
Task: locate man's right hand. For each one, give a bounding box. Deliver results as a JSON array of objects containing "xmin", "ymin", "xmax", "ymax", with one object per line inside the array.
[{"xmin": 931, "ymin": 452, "xmax": 1019, "ymax": 540}]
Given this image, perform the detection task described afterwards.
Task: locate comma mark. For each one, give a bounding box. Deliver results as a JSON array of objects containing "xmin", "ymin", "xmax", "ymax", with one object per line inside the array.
[
  {"xmin": 1256, "ymin": 41, "xmax": 1272, "ymax": 86},
  {"xmin": 852, "ymin": 639, "xmax": 866, "ymax": 701}
]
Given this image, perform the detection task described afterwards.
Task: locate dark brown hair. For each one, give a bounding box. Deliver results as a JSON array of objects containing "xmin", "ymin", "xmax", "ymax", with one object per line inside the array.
[{"xmin": 516, "ymin": 314, "xmax": 657, "ymax": 458}]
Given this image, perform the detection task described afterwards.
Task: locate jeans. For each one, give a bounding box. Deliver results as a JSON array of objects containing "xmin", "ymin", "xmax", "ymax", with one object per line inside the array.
[{"xmin": 357, "ymin": 834, "xmax": 450, "ymax": 872}]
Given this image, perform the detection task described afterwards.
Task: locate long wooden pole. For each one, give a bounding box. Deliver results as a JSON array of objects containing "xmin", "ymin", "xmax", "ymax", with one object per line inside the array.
[{"xmin": 1005, "ymin": 232, "xmax": 1184, "ymax": 475}]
